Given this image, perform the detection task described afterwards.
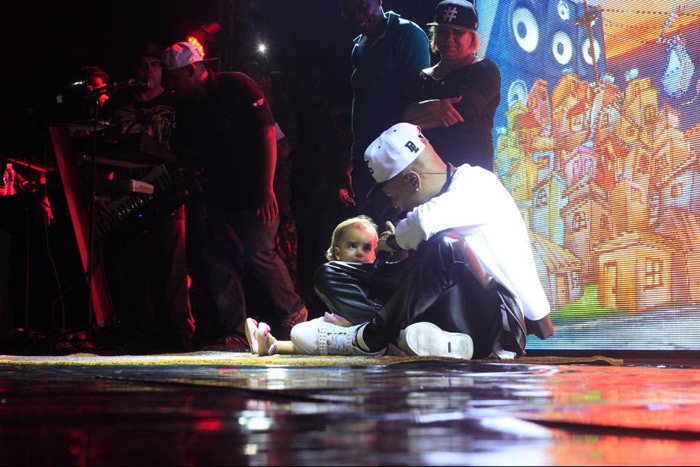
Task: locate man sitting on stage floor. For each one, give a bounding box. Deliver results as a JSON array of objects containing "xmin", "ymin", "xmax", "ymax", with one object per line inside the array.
[{"xmin": 292, "ymin": 123, "xmax": 554, "ymax": 359}]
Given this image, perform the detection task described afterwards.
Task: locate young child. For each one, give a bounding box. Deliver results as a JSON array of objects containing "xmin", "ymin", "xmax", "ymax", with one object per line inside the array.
[{"xmin": 246, "ymin": 216, "xmax": 379, "ymax": 355}]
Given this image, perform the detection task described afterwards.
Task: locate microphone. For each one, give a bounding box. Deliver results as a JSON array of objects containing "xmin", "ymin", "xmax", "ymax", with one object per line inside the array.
[
  {"xmin": 103, "ymin": 78, "xmax": 150, "ymax": 94},
  {"xmin": 107, "ymin": 78, "xmax": 137, "ymax": 91}
]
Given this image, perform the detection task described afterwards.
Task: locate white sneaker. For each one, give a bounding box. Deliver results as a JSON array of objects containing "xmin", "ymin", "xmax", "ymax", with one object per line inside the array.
[
  {"xmin": 291, "ymin": 320, "xmax": 385, "ymax": 356},
  {"xmin": 398, "ymin": 322, "xmax": 473, "ymax": 359}
]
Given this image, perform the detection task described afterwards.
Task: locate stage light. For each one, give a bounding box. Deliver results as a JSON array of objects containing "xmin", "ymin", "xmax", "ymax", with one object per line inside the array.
[
  {"xmin": 186, "ymin": 22, "xmax": 222, "ymax": 59},
  {"xmin": 187, "ymin": 36, "xmax": 206, "ymax": 58},
  {"xmin": 257, "ymin": 43, "xmax": 268, "ymax": 55}
]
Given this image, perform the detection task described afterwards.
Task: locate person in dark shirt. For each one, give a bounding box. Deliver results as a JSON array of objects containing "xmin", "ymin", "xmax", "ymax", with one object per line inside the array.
[
  {"xmin": 101, "ymin": 42, "xmax": 195, "ymax": 353},
  {"xmin": 163, "ymin": 42, "xmax": 308, "ymax": 346},
  {"xmin": 339, "ymin": 0, "xmax": 430, "ymax": 220},
  {"xmin": 105, "ymin": 43, "xmax": 175, "ymax": 147},
  {"xmin": 404, "ymin": 0, "xmax": 500, "ymax": 171}
]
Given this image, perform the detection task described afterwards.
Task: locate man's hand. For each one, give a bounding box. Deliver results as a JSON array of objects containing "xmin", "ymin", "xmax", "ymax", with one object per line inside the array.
[
  {"xmin": 257, "ymin": 188, "xmax": 279, "ymax": 224},
  {"xmin": 339, "ymin": 187, "xmax": 356, "ymax": 207},
  {"xmin": 425, "ymin": 96, "xmax": 463, "ymax": 127},
  {"xmin": 377, "ymin": 221, "xmax": 397, "ymax": 253},
  {"xmin": 338, "ymin": 164, "xmax": 356, "ymax": 207}
]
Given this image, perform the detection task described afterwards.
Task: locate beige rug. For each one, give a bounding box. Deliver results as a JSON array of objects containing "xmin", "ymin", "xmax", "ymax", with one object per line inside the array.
[{"xmin": 0, "ymin": 352, "xmax": 623, "ymax": 367}]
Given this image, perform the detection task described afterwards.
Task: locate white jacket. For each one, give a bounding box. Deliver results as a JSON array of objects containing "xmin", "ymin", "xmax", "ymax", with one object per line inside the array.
[{"xmin": 394, "ymin": 164, "xmax": 550, "ymax": 321}]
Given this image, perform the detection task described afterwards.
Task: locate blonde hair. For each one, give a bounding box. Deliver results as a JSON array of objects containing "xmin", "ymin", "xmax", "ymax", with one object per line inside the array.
[
  {"xmin": 325, "ymin": 215, "xmax": 379, "ymax": 261},
  {"xmin": 429, "ymin": 25, "xmax": 480, "ymax": 55}
]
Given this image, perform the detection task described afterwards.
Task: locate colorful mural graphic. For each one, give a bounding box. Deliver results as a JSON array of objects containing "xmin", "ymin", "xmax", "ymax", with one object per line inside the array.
[{"xmin": 480, "ymin": 0, "xmax": 700, "ymax": 349}]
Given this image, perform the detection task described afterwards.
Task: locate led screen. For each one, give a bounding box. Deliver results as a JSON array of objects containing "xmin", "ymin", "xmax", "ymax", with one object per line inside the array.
[{"xmin": 479, "ymin": 0, "xmax": 700, "ymax": 349}]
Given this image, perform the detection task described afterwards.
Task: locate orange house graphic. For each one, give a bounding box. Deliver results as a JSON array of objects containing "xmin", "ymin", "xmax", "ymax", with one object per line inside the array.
[{"xmin": 595, "ymin": 233, "xmax": 673, "ymax": 312}]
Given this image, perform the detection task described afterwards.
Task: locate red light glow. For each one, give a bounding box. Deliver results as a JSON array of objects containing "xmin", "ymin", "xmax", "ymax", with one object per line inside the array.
[{"xmin": 186, "ymin": 36, "xmax": 206, "ymax": 58}]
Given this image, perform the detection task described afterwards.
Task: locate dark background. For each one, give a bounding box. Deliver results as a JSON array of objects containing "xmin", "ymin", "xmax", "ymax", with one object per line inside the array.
[
  {"xmin": 0, "ymin": 0, "xmax": 441, "ymax": 337},
  {"xmin": 1, "ymin": 0, "xmax": 439, "ymax": 155}
]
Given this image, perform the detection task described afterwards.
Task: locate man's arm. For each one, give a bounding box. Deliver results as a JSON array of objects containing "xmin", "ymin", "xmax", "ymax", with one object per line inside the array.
[
  {"xmin": 396, "ymin": 22, "xmax": 431, "ymax": 113},
  {"xmin": 234, "ymin": 72, "xmax": 279, "ymax": 223},
  {"xmin": 394, "ymin": 171, "xmax": 495, "ymax": 250},
  {"xmin": 256, "ymin": 124, "xmax": 279, "ymax": 224},
  {"xmin": 396, "ymin": 22, "xmax": 431, "ymax": 78}
]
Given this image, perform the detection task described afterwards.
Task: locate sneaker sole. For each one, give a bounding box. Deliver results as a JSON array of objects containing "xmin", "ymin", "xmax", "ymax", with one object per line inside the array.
[
  {"xmin": 400, "ymin": 322, "xmax": 473, "ymax": 359},
  {"xmin": 244, "ymin": 318, "xmax": 258, "ymax": 354}
]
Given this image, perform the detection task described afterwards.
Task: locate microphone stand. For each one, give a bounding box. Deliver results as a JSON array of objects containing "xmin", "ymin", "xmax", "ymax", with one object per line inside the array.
[
  {"xmin": 84, "ymin": 83, "xmax": 132, "ymax": 342},
  {"xmin": 85, "ymin": 90, "xmax": 102, "ymax": 340}
]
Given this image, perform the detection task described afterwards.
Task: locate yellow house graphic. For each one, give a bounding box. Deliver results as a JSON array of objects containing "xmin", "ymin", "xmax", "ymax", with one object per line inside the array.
[
  {"xmin": 531, "ymin": 233, "xmax": 584, "ymax": 309},
  {"xmin": 595, "ymin": 233, "xmax": 673, "ymax": 312},
  {"xmin": 508, "ymin": 154, "xmax": 537, "ymax": 203}
]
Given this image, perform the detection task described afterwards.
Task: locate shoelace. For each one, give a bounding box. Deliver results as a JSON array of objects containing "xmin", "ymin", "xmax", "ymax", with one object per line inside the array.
[{"xmin": 325, "ymin": 330, "xmax": 352, "ymax": 353}]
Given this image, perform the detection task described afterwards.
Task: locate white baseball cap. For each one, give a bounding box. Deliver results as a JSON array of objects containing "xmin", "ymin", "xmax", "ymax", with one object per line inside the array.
[
  {"xmin": 162, "ymin": 41, "xmax": 216, "ymax": 71},
  {"xmin": 364, "ymin": 123, "xmax": 427, "ymax": 198}
]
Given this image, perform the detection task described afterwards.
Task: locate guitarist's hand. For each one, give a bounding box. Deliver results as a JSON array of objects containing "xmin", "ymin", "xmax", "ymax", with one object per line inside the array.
[{"xmin": 257, "ymin": 188, "xmax": 279, "ymax": 224}]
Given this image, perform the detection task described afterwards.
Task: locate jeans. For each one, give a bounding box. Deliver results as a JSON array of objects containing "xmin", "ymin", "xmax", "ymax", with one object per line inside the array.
[{"xmin": 188, "ymin": 202, "xmax": 305, "ymax": 337}]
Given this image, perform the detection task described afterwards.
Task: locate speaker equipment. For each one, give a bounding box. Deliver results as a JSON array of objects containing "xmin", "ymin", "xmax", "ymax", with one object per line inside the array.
[
  {"xmin": 486, "ymin": 0, "xmax": 549, "ymax": 128},
  {"xmin": 544, "ymin": 0, "xmax": 607, "ymax": 84},
  {"xmin": 485, "ymin": 0, "xmax": 607, "ymax": 129}
]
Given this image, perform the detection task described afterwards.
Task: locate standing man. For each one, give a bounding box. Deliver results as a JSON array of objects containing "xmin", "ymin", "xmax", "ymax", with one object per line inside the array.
[
  {"xmin": 339, "ymin": 0, "xmax": 431, "ymax": 219},
  {"xmin": 101, "ymin": 42, "xmax": 195, "ymax": 353},
  {"xmin": 163, "ymin": 42, "xmax": 308, "ymax": 346}
]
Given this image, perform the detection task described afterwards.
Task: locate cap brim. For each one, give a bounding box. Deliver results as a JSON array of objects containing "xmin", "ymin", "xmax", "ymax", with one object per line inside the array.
[
  {"xmin": 364, "ymin": 180, "xmax": 388, "ymax": 202},
  {"xmin": 426, "ymin": 22, "xmax": 473, "ymax": 30},
  {"xmin": 164, "ymin": 57, "xmax": 218, "ymax": 71}
]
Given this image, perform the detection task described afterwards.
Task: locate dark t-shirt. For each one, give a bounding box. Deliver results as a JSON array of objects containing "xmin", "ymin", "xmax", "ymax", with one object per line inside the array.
[
  {"xmin": 103, "ymin": 89, "xmax": 175, "ymax": 147},
  {"xmin": 350, "ymin": 12, "xmax": 430, "ymax": 162},
  {"xmin": 412, "ymin": 59, "xmax": 501, "ymax": 171},
  {"xmin": 173, "ymin": 72, "xmax": 275, "ymax": 210}
]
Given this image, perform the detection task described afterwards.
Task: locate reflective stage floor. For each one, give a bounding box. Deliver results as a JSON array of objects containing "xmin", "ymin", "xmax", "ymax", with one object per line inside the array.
[{"xmin": 1, "ymin": 357, "xmax": 699, "ymax": 465}]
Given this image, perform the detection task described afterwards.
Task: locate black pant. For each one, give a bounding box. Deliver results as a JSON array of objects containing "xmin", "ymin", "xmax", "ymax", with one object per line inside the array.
[
  {"xmin": 104, "ymin": 205, "xmax": 194, "ymax": 352},
  {"xmin": 314, "ymin": 231, "xmax": 508, "ymax": 358},
  {"xmin": 187, "ymin": 202, "xmax": 305, "ymax": 338}
]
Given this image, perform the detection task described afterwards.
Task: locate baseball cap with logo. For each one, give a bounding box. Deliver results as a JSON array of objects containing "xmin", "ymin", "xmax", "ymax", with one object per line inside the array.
[
  {"xmin": 364, "ymin": 123, "xmax": 427, "ymax": 199},
  {"xmin": 427, "ymin": 0, "xmax": 478, "ymax": 30},
  {"xmin": 162, "ymin": 41, "xmax": 216, "ymax": 71}
]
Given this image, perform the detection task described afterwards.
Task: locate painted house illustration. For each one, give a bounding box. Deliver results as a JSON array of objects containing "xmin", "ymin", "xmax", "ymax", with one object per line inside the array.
[
  {"xmin": 655, "ymin": 208, "xmax": 700, "ymax": 305},
  {"xmin": 562, "ymin": 144, "xmax": 598, "ymax": 188},
  {"xmin": 494, "ymin": 131, "xmax": 523, "ymax": 182},
  {"xmin": 527, "ymin": 78, "xmax": 552, "ymax": 131},
  {"xmin": 624, "ymin": 77, "xmax": 659, "ymax": 129},
  {"xmin": 686, "ymin": 124, "xmax": 700, "ymax": 155},
  {"xmin": 650, "ymin": 105, "xmax": 691, "ymax": 189},
  {"xmin": 655, "ymin": 154, "xmax": 700, "ymax": 217},
  {"xmin": 609, "ymin": 179, "xmax": 650, "ymax": 236},
  {"xmin": 514, "ymin": 111, "xmax": 543, "ymax": 155},
  {"xmin": 552, "ymin": 73, "xmax": 592, "ymax": 153},
  {"xmin": 593, "ymin": 103, "xmax": 623, "ymax": 148},
  {"xmin": 561, "ymin": 176, "xmax": 612, "ymax": 280},
  {"xmin": 532, "ymin": 170, "xmax": 567, "ymax": 245},
  {"xmin": 594, "ymin": 232, "xmax": 674, "ymax": 312},
  {"xmin": 507, "ymin": 153, "xmax": 537, "ymax": 203},
  {"xmin": 616, "ymin": 111, "xmax": 642, "ymax": 147},
  {"xmin": 531, "ymin": 233, "xmax": 583, "ymax": 310}
]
